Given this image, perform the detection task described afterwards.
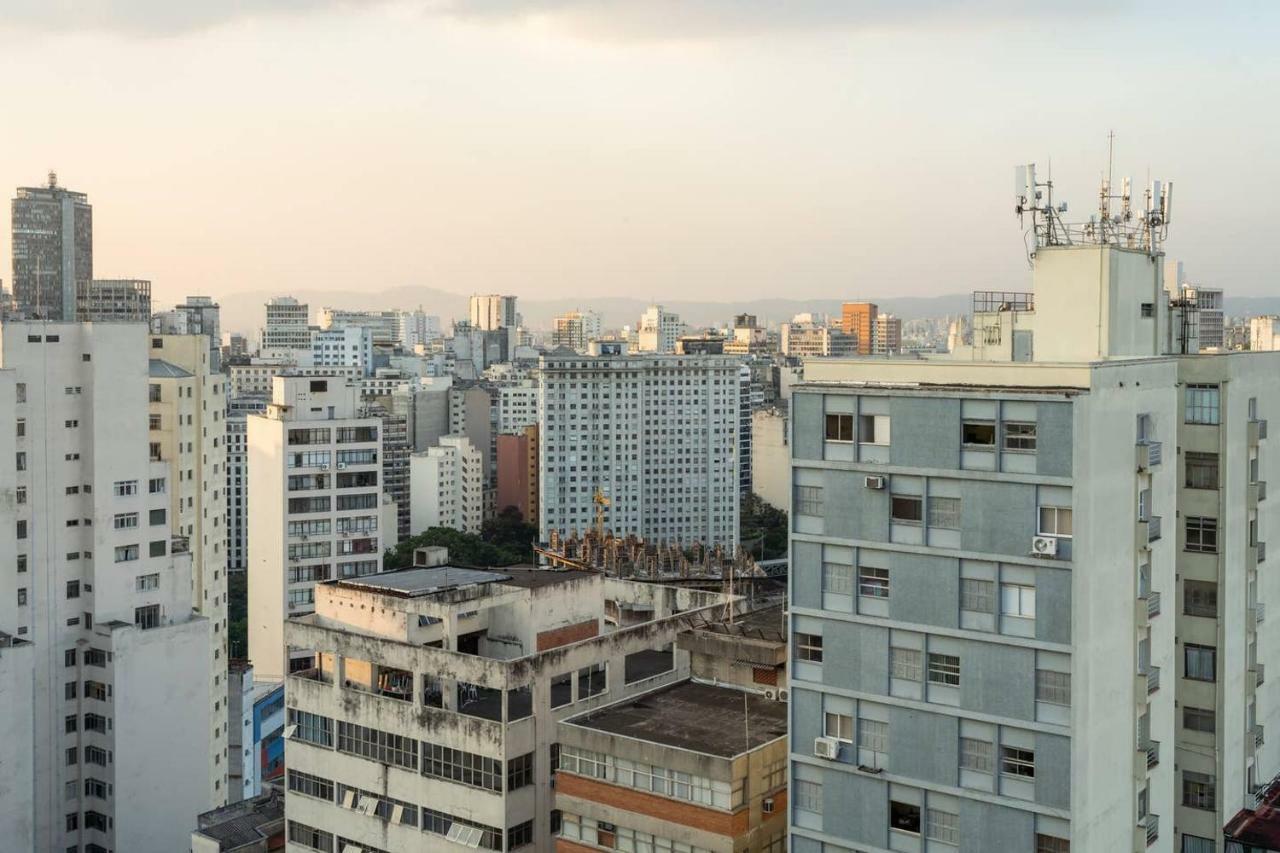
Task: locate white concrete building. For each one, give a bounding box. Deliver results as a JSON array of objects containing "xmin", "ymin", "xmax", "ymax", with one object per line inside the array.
[
  {"xmin": 537, "ymin": 349, "xmax": 741, "ymax": 548},
  {"xmin": 789, "ymin": 172, "xmax": 1280, "ymax": 853},
  {"xmin": 229, "ymin": 360, "xmax": 360, "ymax": 398},
  {"xmin": 247, "ymin": 376, "xmax": 387, "ymax": 681},
  {"xmin": 409, "ymin": 435, "xmax": 484, "ymax": 535},
  {"xmin": 311, "ymin": 325, "xmax": 374, "ymax": 376},
  {"xmin": 1250, "ymin": 316, "xmax": 1280, "ymax": 352},
  {"xmin": 398, "ymin": 308, "xmax": 443, "ymax": 350},
  {"xmin": 318, "ymin": 307, "xmax": 401, "ymax": 347},
  {"xmin": 281, "ymin": 564, "xmax": 733, "ymax": 852},
  {"xmin": 262, "ymin": 297, "xmax": 312, "ymax": 352},
  {"xmin": 498, "ymin": 380, "xmax": 540, "ymax": 435},
  {"xmin": 551, "ymin": 310, "xmax": 602, "ymax": 352},
  {"xmin": 226, "ymin": 395, "xmax": 269, "ymax": 575},
  {"xmin": 750, "ymin": 407, "xmax": 789, "ymax": 511},
  {"xmin": 637, "ymin": 303, "xmax": 683, "ymax": 354},
  {"xmin": 0, "ymin": 632, "xmax": 35, "ymax": 851},
  {"xmin": 469, "ymin": 294, "xmax": 519, "ymax": 330},
  {"xmin": 1, "ymin": 321, "xmax": 214, "ymax": 853},
  {"xmin": 148, "ymin": 333, "xmax": 230, "ymax": 805}
]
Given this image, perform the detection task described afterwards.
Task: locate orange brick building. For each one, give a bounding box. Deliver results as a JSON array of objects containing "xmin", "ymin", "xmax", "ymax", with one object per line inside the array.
[
  {"xmin": 496, "ymin": 424, "xmax": 539, "ymax": 525},
  {"xmin": 840, "ymin": 301, "xmax": 877, "ymax": 355},
  {"xmin": 554, "ymin": 681, "xmax": 788, "ymax": 852}
]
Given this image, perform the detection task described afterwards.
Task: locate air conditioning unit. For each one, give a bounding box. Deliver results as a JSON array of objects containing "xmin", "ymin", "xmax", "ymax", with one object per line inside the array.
[
  {"xmin": 762, "ymin": 797, "xmax": 776, "ymax": 814},
  {"xmin": 778, "ymin": 689, "xmax": 788, "ymax": 702},
  {"xmin": 763, "ymin": 689, "xmax": 776, "ymax": 700},
  {"xmin": 1031, "ymin": 535, "xmax": 1059, "ymax": 557},
  {"xmin": 320, "ymin": 464, "xmax": 329, "ymax": 471},
  {"xmin": 338, "ymin": 463, "xmax": 348, "ymax": 469},
  {"xmin": 813, "ymin": 736, "xmax": 840, "ymax": 760},
  {"xmin": 864, "ymin": 475, "xmax": 886, "ymax": 490}
]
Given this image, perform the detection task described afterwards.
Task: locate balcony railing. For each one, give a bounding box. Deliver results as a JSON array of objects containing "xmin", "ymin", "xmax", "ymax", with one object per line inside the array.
[
  {"xmin": 1147, "ymin": 515, "xmax": 1162, "ymax": 542},
  {"xmin": 1145, "ymin": 813, "xmax": 1159, "ymax": 846},
  {"xmin": 1145, "ymin": 739, "xmax": 1160, "ymax": 769},
  {"xmin": 1256, "ymin": 725, "xmax": 1266, "ymax": 749},
  {"xmin": 1259, "ymin": 603, "xmax": 1267, "ymax": 624},
  {"xmin": 1257, "ymin": 663, "xmax": 1267, "ymax": 687},
  {"xmin": 1144, "ymin": 665, "xmax": 1161, "ymax": 695},
  {"xmin": 1146, "ymin": 591, "xmax": 1162, "ymax": 618}
]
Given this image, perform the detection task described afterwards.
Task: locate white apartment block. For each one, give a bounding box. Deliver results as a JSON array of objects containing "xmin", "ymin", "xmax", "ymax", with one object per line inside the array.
[
  {"xmin": 148, "ymin": 333, "xmax": 230, "ymax": 806},
  {"xmin": 247, "ymin": 376, "xmax": 388, "ymax": 682},
  {"xmin": 280, "ymin": 564, "xmax": 732, "ymax": 853},
  {"xmin": 537, "ymin": 350, "xmax": 741, "ymax": 548},
  {"xmin": 225, "ymin": 396, "xmax": 269, "ymax": 574},
  {"xmin": 398, "ymin": 309, "xmax": 443, "ymax": 350},
  {"xmin": 263, "ymin": 297, "xmax": 313, "ymax": 352},
  {"xmin": 1250, "ymin": 317, "xmax": 1280, "ymax": 352},
  {"xmin": 229, "ymin": 361, "xmax": 360, "ymax": 398},
  {"xmin": 551, "ymin": 310, "xmax": 602, "ymax": 352},
  {"xmin": 0, "ymin": 631, "xmax": 36, "ymax": 850},
  {"xmin": 470, "ymin": 294, "xmax": 519, "ymax": 330},
  {"xmin": 318, "ymin": 307, "xmax": 401, "ymax": 347},
  {"xmin": 409, "ymin": 435, "xmax": 484, "ymax": 535},
  {"xmin": 311, "ymin": 325, "xmax": 374, "ymax": 376},
  {"xmin": 1, "ymin": 321, "xmax": 214, "ymax": 853},
  {"xmin": 499, "ymin": 380, "xmax": 540, "ymax": 435},
  {"xmin": 637, "ymin": 304, "xmax": 683, "ymax": 354},
  {"xmin": 788, "ymin": 180, "xmax": 1280, "ymax": 853}
]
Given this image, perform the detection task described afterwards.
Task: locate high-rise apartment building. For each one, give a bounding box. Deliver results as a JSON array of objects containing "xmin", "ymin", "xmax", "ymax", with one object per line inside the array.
[
  {"xmin": 551, "ymin": 309, "xmax": 602, "ymax": 352},
  {"xmin": 409, "ymin": 435, "xmax": 484, "ymax": 534},
  {"xmin": 11, "ymin": 172, "xmax": 92, "ymax": 320},
  {"xmin": 77, "ymin": 278, "xmax": 151, "ymax": 321},
  {"xmin": 262, "ymin": 297, "xmax": 312, "ymax": 352},
  {"xmin": 840, "ymin": 301, "xmax": 877, "ymax": 355},
  {"xmin": 788, "ymin": 171, "xmax": 1278, "ymax": 853},
  {"xmin": 148, "ymin": 333, "xmax": 230, "ymax": 806},
  {"xmin": 398, "ymin": 308, "xmax": 443, "ymax": 350},
  {"xmin": 1, "ymin": 321, "xmax": 215, "ymax": 852},
  {"xmin": 280, "ymin": 563, "xmax": 732, "ymax": 852},
  {"xmin": 153, "ymin": 296, "xmax": 223, "ymax": 369},
  {"xmin": 311, "ymin": 325, "xmax": 374, "ymax": 376},
  {"xmin": 226, "ymin": 395, "xmax": 268, "ymax": 575},
  {"xmin": 318, "ymin": 308, "xmax": 401, "ymax": 347},
  {"xmin": 538, "ymin": 347, "xmax": 741, "ymax": 547},
  {"xmin": 469, "ymin": 294, "xmax": 519, "ymax": 330},
  {"xmin": 247, "ymin": 376, "xmax": 388, "ymax": 681},
  {"xmin": 637, "ymin": 304, "xmax": 683, "ymax": 353},
  {"xmin": 1250, "ymin": 317, "xmax": 1280, "ymax": 352},
  {"xmin": 874, "ymin": 312, "xmax": 903, "ymax": 354},
  {"xmin": 780, "ymin": 320, "xmax": 857, "ymax": 358},
  {"xmin": 496, "ymin": 425, "xmax": 539, "ymax": 526}
]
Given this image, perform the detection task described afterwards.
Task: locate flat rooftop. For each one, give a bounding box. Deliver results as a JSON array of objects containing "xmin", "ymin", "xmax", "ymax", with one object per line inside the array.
[
  {"xmin": 334, "ymin": 565, "xmax": 594, "ymax": 598},
  {"xmin": 194, "ymin": 790, "xmax": 284, "ymax": 850},
  {"xmin": 565, "ymin": 680, "xmax": 787, "ymax": 758}
]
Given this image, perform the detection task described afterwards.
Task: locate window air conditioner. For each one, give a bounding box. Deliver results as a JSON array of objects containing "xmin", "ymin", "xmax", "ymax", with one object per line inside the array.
[
  {"xmin": 763, "ymin": 797, "xmax": 776, "ymax": 814},
  {"xmin": 813, "ymin": 736, "xmax": 840, "ymax": 760},
  {"xmin": 864, "ymin": 475, "xmax": 886, "ymax": 490},
  {"xmin": 1031, "ymin": 535, "xmax": 1058, "ymax": 557}
]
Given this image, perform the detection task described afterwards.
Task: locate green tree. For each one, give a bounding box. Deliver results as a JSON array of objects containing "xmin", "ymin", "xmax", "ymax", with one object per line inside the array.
[{"xmin": 385, "ymin": 508, "xmax": 538, "ymax": 570}]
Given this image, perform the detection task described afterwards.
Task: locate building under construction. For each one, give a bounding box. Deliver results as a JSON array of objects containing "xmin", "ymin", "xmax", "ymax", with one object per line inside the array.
[{"xmin": 535, "ymin": 528, "xmax": 769, "ymax": 586}]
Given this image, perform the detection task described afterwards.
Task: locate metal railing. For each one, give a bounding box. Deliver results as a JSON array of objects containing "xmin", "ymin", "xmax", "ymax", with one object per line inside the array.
[
  {"xmin": 972, "ymin": 291, "xmax": 1035, "ymax": 313},
  {"xmin": 1257, "ymin": 663, "xmax": 1267, "ymax": 687},
  {"xmin": 1143, "ymin": 665, "xmax": 1161, "ymax": 695},
  {"xmin": 1138, "ymin": 440, "xmax": 1163, "ymax": 468},
  {"xmin": 1145, "ymin": 813, "xmax": 1159, "ymax": 846},
  {"xmin": 1146, "ymin": 591, "xmax": 1162, "ymax": 618},
  {"xmin": 1258, "ymin": 603, "xmax": 1267, "ymax": 624},
  {"xmin": 1257, "ymin": 725, "xmax": 1266, "ymax": 749},
  {"xmin": 1145, "ymin": 739, "xmax": 1160, "ymax": 769},
  {"xmin": 1147, "ymin": 515, "xmax": 1163, "ymax": 543}
]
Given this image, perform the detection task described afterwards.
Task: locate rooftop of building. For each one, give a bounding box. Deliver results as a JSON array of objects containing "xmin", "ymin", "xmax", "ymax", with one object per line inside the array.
[
  {"xmin": 1225, "ymin": 777, "xmax": 1280, "ymax": 848},
  {"xmin": 333, "ymin": 565, "xmax": 593, "ymax": 599},
  {"xmin": 192, "ymin": 789, "xmax": 284, "ymax": 851},
  {"xmin": 564, "ymin": 680, "xmax": 787, "ymax": 758},
  {"xmin": 149, "ymin": 358, "xmax": 194, "ymax": 379}
]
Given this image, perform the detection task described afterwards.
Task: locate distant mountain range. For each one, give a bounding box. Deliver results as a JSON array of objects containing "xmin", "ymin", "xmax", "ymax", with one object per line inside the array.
[{"xmin": 214, "ymin": 287, "xmax": 1280, "ymax": 337}]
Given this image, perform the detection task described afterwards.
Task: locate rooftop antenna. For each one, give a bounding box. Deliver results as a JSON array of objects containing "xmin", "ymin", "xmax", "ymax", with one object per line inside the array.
[{"xmin": 48, "ymin": 169, "xmax": 57, "ymax": 189}]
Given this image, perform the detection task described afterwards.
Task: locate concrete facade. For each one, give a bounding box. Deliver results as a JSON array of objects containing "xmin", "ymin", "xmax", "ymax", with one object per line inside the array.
[
  {"xmin": 247, "ymin": 375, "xmax": 387, "ymax": 681},
  {"xmin": 497, "ymin": 425, "xmax": 540, "ymax": 526},
  {"xmin": 280, "ymin": 566, "xmax": 733, "ymax": 852},
  {"xmin": 409, "ymin": 434, "xmax": 484, "ymax": 535}
]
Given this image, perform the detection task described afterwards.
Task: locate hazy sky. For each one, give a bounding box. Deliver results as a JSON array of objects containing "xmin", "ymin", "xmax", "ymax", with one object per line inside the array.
[{"xmin": 1, "ymin": 1, "xmax": 1276, "ymax": 309}]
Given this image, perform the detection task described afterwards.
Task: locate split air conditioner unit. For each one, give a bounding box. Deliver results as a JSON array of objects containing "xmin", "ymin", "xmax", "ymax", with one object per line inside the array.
[
  {"xmin": 814, "ymin": 736, "xmax": 840, "ymax": 760},
  {"xmin": 1031, "ymin": 535, "xmax": 1059, "ymax": 557}
]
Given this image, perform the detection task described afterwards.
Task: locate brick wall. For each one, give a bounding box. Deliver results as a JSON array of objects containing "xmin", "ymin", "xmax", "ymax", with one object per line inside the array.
[{"xmin": 536, "ymin": 618, "xmax": 599, "ymax": 652}]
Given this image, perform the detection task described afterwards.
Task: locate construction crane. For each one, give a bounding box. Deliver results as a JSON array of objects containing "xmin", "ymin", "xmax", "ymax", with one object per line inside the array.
[{"xmin": 593, "ymin": 488, "xmax": 610, "ymax": 541}]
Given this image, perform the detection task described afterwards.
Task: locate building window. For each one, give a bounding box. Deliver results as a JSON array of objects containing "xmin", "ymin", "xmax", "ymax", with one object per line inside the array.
[
  {"xmin": 960, "ymin": 737, "xmax": 994, "ymax": 773},
  {"xmin": 113, "ymin": 480, "xmax": 138, "ymax": 497},
  {"xmin": 1038, "ymin": 505, "xmax": 1073, "ymax": 537},
  {"xmin": 890, "ymin": 495, "xmax": 923, "ymax": 524},
  {"xmin": 825, "ymin": 413, "xmax": 853, "ymax": 442},
  {"xmin": 112, "ymin": 513, "xmax": 138, "ymax": 530},
  {"xmin": 824, "ymin": 712, "xmax": 853, "ymax": 742},
  {"xmin": 1185, "ymin": 517, "xmax": 1218, "ymax": 553},
  {"xmin": 859, "ymin": 414, "xmax": 890, "ymax": 445},
  {"xmin": 857, "ymin": 566, "xmax": 889, "ymax": 598},
  {"xmin": 794, "ymin": 485, "xmax": 823, "ymax": 516},
  {"xmin": 66, "ymin": 581, "xmax": 80, "ymax": 599},
  {"xmin": 1000, "ymin": 583, "xmax": 1036, "ymax": 619},
  {"xmin": 16, "ymin": 520, "xmax": 28, "ymax": 539},
  {"xmin": 1184, "ymin": 452, "xmax": 1219, "ymax": 489},
  {"xmin": 795, "ymin": 633, "xmax": 823, "ymax": 663},
  {"xmin": 1036, "ymin": 835, "xmax": 1070, "ymax": 853},
  {"xmin": 287, "ymin": 709, "xmax": 333, "ymax": 747},
  {"xmin": 114, "ymin": 545, "xmax": 139, "ymax": 563},
  {"xmin": 1182, "ymin": 836, "xmax": 1214, "ymax": 853},
  {"xmin": 135, "ymin": 574, "xmax": 160, "ymax": 592},
  {"xmin": 822, "ymin": 562, "xmax": 854, "ymax": 595},
  {"xmin": 148, "ymin": 414, "xmax": 161, "ymax": 430},
  {"xmin": 962, "ymin": 421, "xmax": 995, "ymax": 446},
  {"xmin": 1185, "ymin": 385, "xmax": 1220, "ymax": 425},
  {"xmin": 1184, "ymin": 644, "xmax": 1216, "ymax": 681},
  {"xmin": 1000, "ymin": 746, "xmax": 1035, "ymax": 778},
  {"xmin": 148, "ymin": 478, "xmax": 166, "ymax": 494},
  {"xmin": 960, "ymin": 578, "xmax": 994, "ymax": 613},
  {"xmin": 1182, "ymin": 771, "xmax": 1216, "ymax": 810},
  {"xmin": 927, "ymin": 809, "xmax": 959, "ymax": 845},
  {"xmin": 17, "ymin": 588, "xmax": 27, "ymax": 606},
  {"xmin": 287, "ymin": 821, "xmax": 334, "ymax": 853},
  {"xmin": 1183, "ymin": 580, "xmax": 1217, "ymax": 618},
  {"xmin": 794, "ymin": 779, "xmax": 822, "ymax": 814},
  {"xmin": 134, "ymin": 605, "xmax": 160, "ymax": 629},
  {"xmin": 858, "ymin": 718, "xmax": 888, "ymax": 753},
  {"xmin": 507, "ymin": 752, "xmax": 535, "ymax": 791},
  {"xmin": 889, "ymin": 800, "xmax": 921, "ymax": 834},
  {"xmin": 1003, "ymin": 421, "xmax": 1037, "ymax": 451},
  {"xmin": 1183, "ymin": 706, "xmax": 1216, "ymax": 734},
  {"xmin": 336, "ymin": 721, "xmax": 418, "ymax": 771},
  {"xmin": 927, "ymin": 496, "xmax": 961, "ymax": 529},
  {"xmin": 507, "ymin": 820, "xmax": 534, "ymax": 850},
  {"xmin": 890, "ymin": 647, "xmax": 923, "ymax": 681},
  {"xmin": 927, "ymin": 653, "xmax": 961, "ymax": 686},
  {"xmin": 149, "ymin": 508, "xmax": 166, "ymax": 526},
  {"xmin": 287, "ymin": 769, "xmax": 333, "ymax": 801},
  {"xmin": 1035, "ymin": 670, "xmax": 1071, "ymax": 706}
]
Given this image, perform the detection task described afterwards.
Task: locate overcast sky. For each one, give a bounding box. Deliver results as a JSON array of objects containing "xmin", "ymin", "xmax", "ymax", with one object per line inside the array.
[{"xmin": 1, "ymin": 1, "xmax": 1276, "ymax": 308}]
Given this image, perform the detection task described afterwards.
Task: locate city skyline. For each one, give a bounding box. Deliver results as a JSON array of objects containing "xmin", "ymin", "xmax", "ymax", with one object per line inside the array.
[{"xmin": 3, "ymin": 2, "xmax": 1279, "ymax": 306}]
